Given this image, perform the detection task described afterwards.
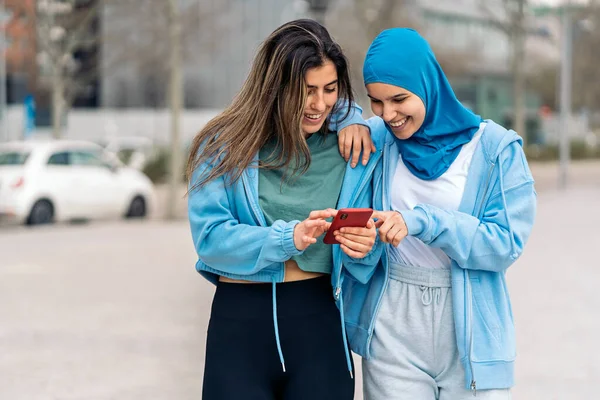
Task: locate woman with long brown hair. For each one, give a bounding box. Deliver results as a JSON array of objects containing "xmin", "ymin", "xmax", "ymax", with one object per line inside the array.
[{"xmin": 187, "ymin": 19, "xmax": 380, "ymax": 399}]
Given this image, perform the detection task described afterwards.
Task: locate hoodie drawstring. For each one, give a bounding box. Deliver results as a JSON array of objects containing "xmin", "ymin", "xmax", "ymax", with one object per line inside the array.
[
  {"xmin": 271, "ymin": 277, "xmax": 352, "ymax": 378},
  {"xmin": 420, "ymin": 285, "xmax": 442, "ymax": 306},
  {"xmin": 271, "ymin": 279, "xmax": 286, "ymax": 372},
  {"xmin": 337, "ymin": 292, "xmax": 355, "ymax": 379}
]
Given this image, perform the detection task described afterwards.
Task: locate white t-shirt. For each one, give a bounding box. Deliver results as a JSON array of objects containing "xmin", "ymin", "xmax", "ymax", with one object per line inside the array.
[{"xmin": 388, "ymin": 123, "xmax": 485, "ymax": 269}]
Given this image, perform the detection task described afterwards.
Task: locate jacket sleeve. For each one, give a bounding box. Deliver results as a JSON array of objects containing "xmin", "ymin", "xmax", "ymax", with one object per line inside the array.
[
  {"xmin": 342, "ymin": 236, "xmax": 384, "ymax": 283},
  {"xmin": 400, "ymin": 143, "xmax": 537, "ymax": 272},
  {"xmin": 328, "ymin": 100, "xmax": 369, "ymax": 132},
  {"xmin": 188, "ymin": 164, "xmax": 303, "ymax": 276}
]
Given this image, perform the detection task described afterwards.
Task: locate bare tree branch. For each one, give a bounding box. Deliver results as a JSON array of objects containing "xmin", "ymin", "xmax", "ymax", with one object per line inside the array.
[
  {"xmin": 479, "ymin": 0, "xmax": 511, "ymax": 34},
  {"xmin": 64, "ymin": 0, "xmax": 102, "ymax": 55},
  {"xmin": 478, "ymin": 0, "xmax": 528, "ymax": 142},
  {"xmin": 35, "ymin": 0, "xmax": 228, "ymax": 137}
]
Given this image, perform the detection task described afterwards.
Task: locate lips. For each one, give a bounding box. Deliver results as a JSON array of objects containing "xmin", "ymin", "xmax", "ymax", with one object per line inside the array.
[
  {"xmin": 389, "ymin": 116, "xmax": 408, "ymax": 128},
  {"xmin": 303, "ymin": 111, "xmax": 326, "ymax": 126},
  {"xmin": 305, "ymin": 113, "xmax": 323, "ymax": 120}
]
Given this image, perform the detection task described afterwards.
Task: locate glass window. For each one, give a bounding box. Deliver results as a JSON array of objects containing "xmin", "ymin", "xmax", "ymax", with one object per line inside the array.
[
  {"xmin": 0, "ymin": 151, "xmax": 30, "ymax": 165},
  {"xmin": 71, "ymin": 150, "xmax": 110, "ymax": 168},
  {"xmin": 47, "ymin": 152, "xmax": 70, "ymax": 165}
]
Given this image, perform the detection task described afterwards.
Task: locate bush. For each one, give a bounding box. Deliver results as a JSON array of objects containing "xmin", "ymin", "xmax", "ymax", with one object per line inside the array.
[
  {"xmin": 116, "ymin": 149, "xmax": 135, "ymax": 164},
  {"xmin": 524, "ymin": 140, "xmax": 600, "ymax": 161},
  {"xmin": 142, "ymin": 147, "xmax": 187, "ymax": 183}
]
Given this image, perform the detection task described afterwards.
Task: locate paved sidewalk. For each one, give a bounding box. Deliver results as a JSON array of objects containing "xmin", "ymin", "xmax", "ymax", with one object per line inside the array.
[{"xmin": 0, "ymin": 188, "xmax": 598, "ymax": 399}]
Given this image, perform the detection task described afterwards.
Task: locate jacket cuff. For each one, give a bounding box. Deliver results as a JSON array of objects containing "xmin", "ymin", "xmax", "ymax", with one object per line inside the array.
[
  {"xmin": 282, "ymin": 220, "xmax": 304, "ymax": 257},
  {"xmin": 400, "ymin": 207, "xmax": 429, "ymax": 238}
]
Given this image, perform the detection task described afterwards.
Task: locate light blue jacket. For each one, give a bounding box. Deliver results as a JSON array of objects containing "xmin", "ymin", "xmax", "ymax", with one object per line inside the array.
[
  {"xmin": 188, "ymin": 104, "xmax": 376, "ymax": 286},
  {"xmin": 342, "ymin": 117, "xmax": 537, "ymax": 392},
  {"xmin": 187, "ymin": 104, "xmax": 381, "ymax": 375}
]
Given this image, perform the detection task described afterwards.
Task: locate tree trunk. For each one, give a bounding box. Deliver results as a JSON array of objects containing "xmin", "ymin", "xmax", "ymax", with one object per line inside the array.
[
  {"xmin": 166, "ymin": 0, "xmax": 183, "ymax": 220},
  {"xmin": 51, "ymin": 67, "xmax": 64, "ymax": 139},
  {"xmin": 512, "ymin": 0, "xmax": 527, "ymax": 143}
]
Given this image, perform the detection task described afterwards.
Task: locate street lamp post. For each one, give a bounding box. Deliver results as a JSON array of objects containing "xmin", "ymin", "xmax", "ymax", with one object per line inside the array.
[{"xmin": 559, "ymin": 1, "xmax": 572, "ymax": 190}]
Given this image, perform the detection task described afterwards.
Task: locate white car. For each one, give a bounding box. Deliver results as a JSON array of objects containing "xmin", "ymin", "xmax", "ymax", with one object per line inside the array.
[{"xmin": 0, "ymin": 140, "xmax": 156, "ymax": 225}]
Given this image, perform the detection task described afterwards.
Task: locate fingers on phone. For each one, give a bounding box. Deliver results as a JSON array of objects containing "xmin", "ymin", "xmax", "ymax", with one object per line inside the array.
[
  {"xmin": 340, "ymin": 226, "xmax": 369, "ymax": 235},
  {"xmin": 337, "ymin": 235, "xmax": 372, "ymax": 253},
  {"xmin": 338, "ymin": 232, "xmax": 371, "ymax": 244},
  {"xmin": 309, "ymin": 209, "xmax": 337, "ymax": 220},
  {"xmin": 371, "ymin": 210, "xmax": 383, "ymax": 220},
  {"xmin": 340, "ymin": 244, "xmax": 366, "ymax": 259},
  {"xmin": 303, "ymin": 236, "xmax": 317, "ymax": 244},
  {"xmin": 308, "ymin": 219, "xmax": 328, "ymax": 229}
]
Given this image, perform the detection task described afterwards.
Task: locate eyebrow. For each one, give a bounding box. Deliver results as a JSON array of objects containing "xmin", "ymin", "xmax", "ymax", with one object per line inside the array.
[
  {"xmin": 368, "ymin": 93, "xmax": 409, "ymax": 101},
  {"xmin": 307, "ymin": 79, "xmax": 338, "ymax": 89}
]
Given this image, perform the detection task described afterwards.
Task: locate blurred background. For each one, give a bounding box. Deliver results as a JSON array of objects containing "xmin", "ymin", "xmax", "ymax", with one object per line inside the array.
[{"xmin": 0, "ymin": 0, "xmax": 599, "ymax": 399}]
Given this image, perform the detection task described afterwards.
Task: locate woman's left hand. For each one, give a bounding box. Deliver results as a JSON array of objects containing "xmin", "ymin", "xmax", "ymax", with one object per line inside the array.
[
  {"xmin": 334, "ymin": 219, "xmax": 377, "ymax": 259},
  {"xmin": 372, "ymin": 210, "xmax": 408, "ymax": 247},
  {"xmin": 338, "ymin": 124, "xmax": 375, "ymax": 168}
]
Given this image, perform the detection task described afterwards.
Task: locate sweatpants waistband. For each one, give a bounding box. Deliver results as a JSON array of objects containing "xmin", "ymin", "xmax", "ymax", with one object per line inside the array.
[{"xmin": 388, "ymin": 262, "xmax": 451, "ymax": 288}]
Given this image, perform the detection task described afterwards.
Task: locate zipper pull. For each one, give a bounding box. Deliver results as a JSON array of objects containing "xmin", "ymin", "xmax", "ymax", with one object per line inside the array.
[
  {"xmin": 335, "ymin": 287, "xmax": 341, "ymax": 300},
  {"xmin": 470, "ymin": 380, "xmax": 477, "ymax": 397}
]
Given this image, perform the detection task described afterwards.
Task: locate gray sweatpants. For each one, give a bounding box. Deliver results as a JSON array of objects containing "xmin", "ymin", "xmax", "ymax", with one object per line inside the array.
[{"xmin": 362, "ymin": 263, "xmax": 511, "ymax": 400}]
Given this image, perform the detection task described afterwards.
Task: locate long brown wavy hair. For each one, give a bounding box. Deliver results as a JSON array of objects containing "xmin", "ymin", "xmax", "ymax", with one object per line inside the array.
[{"xmin": 186, "ymin": 19, "xmax": 354, "ymax": 190}]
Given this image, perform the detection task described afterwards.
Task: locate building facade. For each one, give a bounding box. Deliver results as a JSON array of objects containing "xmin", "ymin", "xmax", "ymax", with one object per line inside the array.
[{"xmin": 3, "ymin": 0, "xmax": 37, "ymax": 104}]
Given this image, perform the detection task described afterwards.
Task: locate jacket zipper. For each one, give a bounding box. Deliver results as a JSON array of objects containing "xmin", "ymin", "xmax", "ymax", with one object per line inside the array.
[
  {"xmin": 242, "ymin": 170, "xmax": 287, "ymax": 281},
  {"xmin": 365, "ymin": 143, "xmax": 391, "ymax": 353},
  {"xmin": 334, "ymin": 152, "xmax": 382, "ymax": 300},
  {"xmin": 467, "ymin": 161, "xmax": 495, "ymax": 396},
  {"xmin": 241, "ymin": 171, "xmax": 265, "ymax": 227}
]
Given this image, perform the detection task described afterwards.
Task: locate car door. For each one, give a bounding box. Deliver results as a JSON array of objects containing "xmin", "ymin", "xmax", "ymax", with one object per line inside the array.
[
  {"xmin": 70, "ymin": 150, "xmax": 125, "ymax": 219},
  {"xmin": 43, "ymin": 151, "xmax": 87, "ymax": 219}
]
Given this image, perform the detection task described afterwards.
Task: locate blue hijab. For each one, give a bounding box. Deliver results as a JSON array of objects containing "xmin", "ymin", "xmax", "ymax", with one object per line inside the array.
[{"xmin": 363, "ymin": 28, "xmax": 482, "ymax": 180}]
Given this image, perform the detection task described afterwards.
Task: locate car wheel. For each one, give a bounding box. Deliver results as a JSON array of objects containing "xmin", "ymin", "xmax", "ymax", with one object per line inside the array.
[
  {"xmin": 26, "ymin": 200, "xmax": 54, "ymax": 225},
  {"xmin": 126, "ymin": 196, "xmax": 147, "ymax": 218}
]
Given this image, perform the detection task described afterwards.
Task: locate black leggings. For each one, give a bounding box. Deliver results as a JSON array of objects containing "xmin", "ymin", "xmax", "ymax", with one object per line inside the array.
[{"xmin": 202, "ymin": 275, "xmax": 354, "ymax": 400}]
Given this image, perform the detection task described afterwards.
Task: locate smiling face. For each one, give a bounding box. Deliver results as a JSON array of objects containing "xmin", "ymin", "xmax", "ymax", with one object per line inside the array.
[
  {"xmin": 301, "ymin": 60, "xmax": 339, "ymax": 136},
  {"xmin": 366, "ymin": 82, "xmax": 426, "ymax": 140}
]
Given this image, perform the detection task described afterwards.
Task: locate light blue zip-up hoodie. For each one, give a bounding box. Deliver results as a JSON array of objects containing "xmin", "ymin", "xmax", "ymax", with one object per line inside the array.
[
  {"xmin": 342, "ymin": 116, "xmax": 537, "ymax": 392},
  {"xmin": 187, "ymin": 103, "xmax": 381, "ymax": 375}
]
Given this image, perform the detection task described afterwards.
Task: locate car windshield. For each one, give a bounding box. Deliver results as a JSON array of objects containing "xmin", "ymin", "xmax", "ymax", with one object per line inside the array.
[{"xmin": 0, "ymin": 151, "xmax": 30, "ymax": 166}]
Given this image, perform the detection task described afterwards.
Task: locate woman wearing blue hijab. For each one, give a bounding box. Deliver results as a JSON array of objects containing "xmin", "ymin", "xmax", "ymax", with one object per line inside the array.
[{"xmin": 338, "ymin": 28, "xmax": 537, "ymax": 399}]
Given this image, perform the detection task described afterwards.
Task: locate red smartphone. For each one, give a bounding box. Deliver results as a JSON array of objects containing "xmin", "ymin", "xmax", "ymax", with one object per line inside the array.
[{"xmin": 323, "ymin": 208, "xmax": 373, "ymax": 245}]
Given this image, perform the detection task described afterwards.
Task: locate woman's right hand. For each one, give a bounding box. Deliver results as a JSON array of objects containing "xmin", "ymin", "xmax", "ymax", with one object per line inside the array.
[{"xmin": 293, "ymin": 209, "xmax": 337, "ymax": 251}]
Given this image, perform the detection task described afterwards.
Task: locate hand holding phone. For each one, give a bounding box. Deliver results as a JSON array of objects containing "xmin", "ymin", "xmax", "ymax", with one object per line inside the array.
[{"xmin": 323, "ymin": 208, "xmax": 373, "ymax": 245}]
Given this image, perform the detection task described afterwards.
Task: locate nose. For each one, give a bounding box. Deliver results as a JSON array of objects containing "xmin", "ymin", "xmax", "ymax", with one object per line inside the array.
[
  {"xmin": 382, "ymin": 104, "xmax": 396, "ymax": 122},
  {"xmin": 310, "ymin": 92, "xmax": 326, "ymax": 113}
]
